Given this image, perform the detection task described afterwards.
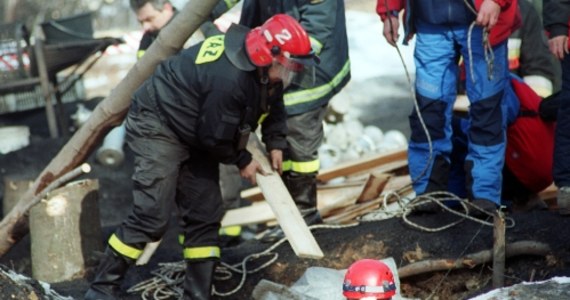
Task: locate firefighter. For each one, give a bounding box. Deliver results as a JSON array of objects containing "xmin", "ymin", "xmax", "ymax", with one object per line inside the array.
[
  {"xmin": 342, "ymin": 259, "xmax": 397, "ymax": 300},
  {"xmin": 210, "ymin": 0, "xmax": 351, "ymax": 242},
  {"xmin": 129, "ymin": 0, "xmax": 176, "ymax": 59},
  {"xmin": 84, "ymin": 14, "xmax": 319, "ymax": 300},
  {"xmin": 129, "ymin": 0, "xmax": 243, "ymax": 245}
]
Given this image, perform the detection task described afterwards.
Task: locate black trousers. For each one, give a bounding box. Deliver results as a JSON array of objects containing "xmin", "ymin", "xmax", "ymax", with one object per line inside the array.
[{"xmin": 110, "ymin": 98, "xmax": 223, "ymax": 261}]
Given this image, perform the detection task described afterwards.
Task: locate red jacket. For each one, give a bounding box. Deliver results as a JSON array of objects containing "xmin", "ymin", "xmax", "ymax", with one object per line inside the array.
[
  {"xmin": 506, "ymin": 78, "xmax": 554, "ymax": 193},
  {"xmin": 377, "ymin": 0, "xmax": 521, "ymax": 46}
]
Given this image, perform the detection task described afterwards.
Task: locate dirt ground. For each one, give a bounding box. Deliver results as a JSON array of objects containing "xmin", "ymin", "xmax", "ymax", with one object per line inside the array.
[{"xmin": 1, "ymin": 104, "xmax": 570, "ymax": 300}]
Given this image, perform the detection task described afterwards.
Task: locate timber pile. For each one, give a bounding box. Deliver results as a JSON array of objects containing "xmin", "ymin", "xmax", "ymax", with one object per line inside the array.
[
  {"xmin": 221, "ymin": 147, "xmax": 413, "ymax": 229},
  {"xmin": 222, "ymin": 146, "xmax": 559, "ymax": 231}
]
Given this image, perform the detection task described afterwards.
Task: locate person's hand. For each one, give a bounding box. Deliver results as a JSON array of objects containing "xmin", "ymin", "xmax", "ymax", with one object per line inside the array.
[
  {"xmin": 239, "ymin": 160, "xmax": 266, "ymax": 185},
  {"xmin": 549, "ymin": 35, "xmax": 569, "ymax": 60},
  {"xmin": 476, "ymin": 0, "xmax": 500, "ymax": 30},
  {"xmin": 269, "ymin": 149, "xmax": 283, "ymax": 175},
  {"xmin": 382, "ymin": 15, "xmax": 400, "ymax": 47}
]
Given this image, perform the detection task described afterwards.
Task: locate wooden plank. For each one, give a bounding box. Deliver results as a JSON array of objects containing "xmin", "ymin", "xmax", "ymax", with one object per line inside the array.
[
  {"xmin": 222, "ymin": 173, "xmax": 399, "ymax": 227},
  {"xmin": 538, "ymin": 183, "xmax": 557, "ymax": 209},
  {"xmin": 240, "ymin": 148, "xmax": 407, "ymax": 201},
  {"xmin": 221, "ymin": 202, "xmax": 273, "ymax": 227},
  {"xmin": 324, "ymin": 175, "xmax": 413, "ymax": 224},
  {"xmin": 356, "ymin": 173, "xmax": 392, "ymax": 203},
  {"xmin": 317, "ymin": 148, "xmax": 407, "ymax": 182},
  {"xmin": 247, "ymin": 135, "xmax": 323, "ymax": 259}
]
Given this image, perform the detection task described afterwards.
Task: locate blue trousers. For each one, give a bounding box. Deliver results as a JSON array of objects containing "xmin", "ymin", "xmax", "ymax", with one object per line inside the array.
[{"xmin": 409, "ymin": 21, "xmax": 510, "ymax": 204}]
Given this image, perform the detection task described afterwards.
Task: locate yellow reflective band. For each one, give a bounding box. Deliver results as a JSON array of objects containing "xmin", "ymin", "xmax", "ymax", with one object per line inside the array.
[
  {"xmin": 224, "ymin": 0, "xmax": 240, "ymax": 9},
  {"xmin": 284, "ymin": 60, "xmax": 350, "ymax": 107},
  {"xmin": 258, "ymin": 113, "xmax": 268, "ymax": 124},
  {"xmin": 309, "ymin": 36, "xmax": 323, "ymax": 55},
  {"xmin": 108, "ymin": 234, "xmax": 143, "ymax": 260},
  {"xmin": 137, "ymin": 50, "xmax": 145, "ymax": 59},
  {"xmin": 219, "ymin": 225, "xmax": 242, "ymax": 236},
  {"xmin": 178, "ymin": 234, "xmax": 185, "ymax": 245},
  {"xmin": 282, "ymin": 160, "xmax": 292, "ymax": 172},
  {"xmin": 195, "ymin": 35, "xmax": 225, "ymax": 64},
  {"xmin": 283, "ymin": 159, "xmax": 320, "ymax": 173},
  {"xmin": 183, "ymin": 246, "xmax": 221, "ymax": 259}
]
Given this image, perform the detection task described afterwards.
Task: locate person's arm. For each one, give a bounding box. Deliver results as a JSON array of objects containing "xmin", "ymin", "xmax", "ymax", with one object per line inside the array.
[
  {"xmin": 544, "ymin": 0, "xmax": 570, "ymax": 59},
  {"xmin": 376, "ymin": 0, "xmax": 403, "ymax": 46},
  {"xmin": 260, "ymin": 84, "xmax": 287, "ymax": 173}
]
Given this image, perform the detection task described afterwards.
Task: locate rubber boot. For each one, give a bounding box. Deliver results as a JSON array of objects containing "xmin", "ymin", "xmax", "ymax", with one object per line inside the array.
[
  {"xmin": 84, "ymin": 247, "xmax": 133, "ymax": 300},
  {"xmin": 183, "ymin": 260, "xmax": 217, "ymax": 300},
  {"xmin": 261, "ymin": 174, "xmax": 322, "ymax": 243}
]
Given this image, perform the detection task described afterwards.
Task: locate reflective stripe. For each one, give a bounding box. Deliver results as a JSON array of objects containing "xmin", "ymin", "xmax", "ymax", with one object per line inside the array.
[
  {"xmin": 282, "ymin": 159, "xmax": 320, "ymax": 174},
  {"xmin": 507, "ymin": 38, "xmax": 521, "ymax": 71},
  {"xmin": 178, "ymin": 234, "xmax": 185, "ymax": 245},
  {"xmin": 137, "ymin": 50, "xmax": 145, "ymax": 59},
  {"xmin": 282, "ymin": 160, "xmax": 292, "ymax": 172},
  {"xmin": 224, "ymin": 0, "xmax": 240, "ymax": 9},
  {"xmin": 284, "ymin": 60, "xmax": 350, "ymax": 107},
  {"xmin": 309, "ymin": 36, "xmax": 323, "ymax": 54},
  {"xmin": 258, "ymin": 113, "xmax": 268, "ymax": 124},
  {"xmin": 219, "ymin": 225, "xmax": 242, "ymax": 236},
  {"xmin": 108, "ymin": 234, "xmax": 143, "ymax": 260},
  {"xmin": 183, "ymin": 246, "xmax": 221, "ymax": 259}
]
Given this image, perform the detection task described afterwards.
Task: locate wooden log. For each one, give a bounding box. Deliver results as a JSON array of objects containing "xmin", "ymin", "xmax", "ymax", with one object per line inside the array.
[
  {"xmin": 29, "ymin": 179, "xmax": 103, "ymax": 283},
  {"xmin": 398, "ymin": 241, "xmax": 551, "ymax": 279},
  {"xmin": 2, "ymin": 177, "xmax": 33, "ymax": 217},
  {"xmin": 247, "ymin": 135, "xmax": 323, "ymax": 259}
]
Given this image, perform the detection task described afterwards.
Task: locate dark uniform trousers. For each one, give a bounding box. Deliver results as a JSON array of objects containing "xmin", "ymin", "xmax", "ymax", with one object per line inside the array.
[{"xmin": 111, "ymin": 95, "xmax": 224, "ymax": 262}]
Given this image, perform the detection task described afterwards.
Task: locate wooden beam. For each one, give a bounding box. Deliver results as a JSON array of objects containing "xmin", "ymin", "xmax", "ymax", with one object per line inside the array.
[{"xmin": 247, "ymin": 136, "xmax": 323, "ymax": 259}]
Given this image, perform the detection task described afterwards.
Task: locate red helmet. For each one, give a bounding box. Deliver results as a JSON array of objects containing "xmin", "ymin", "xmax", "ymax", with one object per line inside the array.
[
  {"xmin": 343, "ymin": 259, "xmax": 397, "ymax": 300},
  {"xmin": 245, "ymin": 14, "xmax": 318, "ymax": 69}
]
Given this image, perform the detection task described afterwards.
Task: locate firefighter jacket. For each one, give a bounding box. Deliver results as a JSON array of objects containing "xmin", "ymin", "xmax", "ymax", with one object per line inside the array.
[
  {"xmin": 212, "ymin": 0, "xmax": 351, "ymax": 115},
  {"xmin": 543, "ymin": 0, "xmax": 570, "ymax": 37},
  {"xmin": 132, "ymin": 24, "xmax": 288, "ymax": 169},
  {"xmin": 377, "ymin": 0, "xmax": 521, "ymax": 46}
]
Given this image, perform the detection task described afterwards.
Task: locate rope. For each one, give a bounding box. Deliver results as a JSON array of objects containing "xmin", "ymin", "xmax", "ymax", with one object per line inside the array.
[{"xmin": 127, "ymin": 222, "xmax": 357, "ymax": 298}]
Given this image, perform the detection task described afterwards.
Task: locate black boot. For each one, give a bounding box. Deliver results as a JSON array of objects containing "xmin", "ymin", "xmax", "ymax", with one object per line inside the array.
[
  {"xmin": 84, "ymin": 247, "xmax": 133, "ymax": 300},
  {"xmin": 183, "ymin": 260, "xmax": 217, "ymax": 300},
  {"xmin": 261, "ymin": 174, "xmax": 322, "ymax": 243}
]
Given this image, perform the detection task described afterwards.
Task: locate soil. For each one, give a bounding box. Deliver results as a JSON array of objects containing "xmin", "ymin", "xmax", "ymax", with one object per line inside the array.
[{"xmin": 1, "ymin": 104, "xmax": 570, "ymax": 300}]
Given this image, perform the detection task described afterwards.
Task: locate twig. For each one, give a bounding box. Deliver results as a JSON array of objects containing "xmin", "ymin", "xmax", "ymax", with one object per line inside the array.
[
  {"xmin": 22, "ymin": 163, "xmax": 91, "ymax": 213},
  {"xmin": 493, "ymin": 210, "xmax": 506, "ymax": 288}
]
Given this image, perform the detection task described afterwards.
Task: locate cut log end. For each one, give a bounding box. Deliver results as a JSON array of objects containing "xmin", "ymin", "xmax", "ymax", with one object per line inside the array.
[{"xmin": 80, "ymin": 163, "xmax": 92, "ymax": 174}]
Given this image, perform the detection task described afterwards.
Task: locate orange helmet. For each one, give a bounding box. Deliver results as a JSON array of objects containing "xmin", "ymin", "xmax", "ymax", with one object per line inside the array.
[
  {"xmin": 245, "ymin": 14, "xmax": 319, "ymax": 70},
  {"xmin": 343, "ymin": 259, "xmax": 397, "ymax": 300}
]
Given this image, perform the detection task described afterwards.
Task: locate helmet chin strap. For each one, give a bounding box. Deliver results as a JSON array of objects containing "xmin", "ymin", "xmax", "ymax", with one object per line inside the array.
[{"xmin": 259, "ymin": 67, "xmax": 270, "ymax": 113}]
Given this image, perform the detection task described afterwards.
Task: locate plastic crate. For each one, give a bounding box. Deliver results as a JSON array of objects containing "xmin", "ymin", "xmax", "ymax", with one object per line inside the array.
[
  {"xmin": 41, "ymin": 12, "xmax": 94, "ymax": 44},
  {"xmin": 0, "ymin": 75, "xmax": 85, "ymax": 114},
  {"xmin": 0, "ymin": 22, "xmax": 31, "ymax": 82}
]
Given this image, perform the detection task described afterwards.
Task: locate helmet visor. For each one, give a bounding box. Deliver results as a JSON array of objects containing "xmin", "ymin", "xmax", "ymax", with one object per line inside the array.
[{"xmin": 277, "ymin": 54, "xmax": 318, "ymax": 89}]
